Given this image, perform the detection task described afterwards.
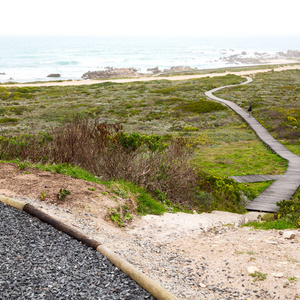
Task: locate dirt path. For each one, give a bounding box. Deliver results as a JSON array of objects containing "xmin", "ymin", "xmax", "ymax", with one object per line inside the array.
[
  {"xmin": 2, "ymin": 62, "xmax": 300, "ymax": 88},
  {"xmin": 0, "ymin": 163, "xmax": 299, "ymax": 299}
]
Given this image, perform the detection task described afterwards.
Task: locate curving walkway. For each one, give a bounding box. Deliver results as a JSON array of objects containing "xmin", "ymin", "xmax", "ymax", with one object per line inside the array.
[{"xmin": 205, "ymin": 77, "xmax": 300, "ymax": 212}]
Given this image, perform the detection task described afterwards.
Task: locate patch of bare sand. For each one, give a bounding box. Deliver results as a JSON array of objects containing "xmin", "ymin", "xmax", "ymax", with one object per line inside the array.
[
  {"xmin": 0, "ymin": 163, "xmax": 299, "ymax": 299},
  {"xmin": 2, "ymin": 61, "xmax": 300, "ymax": 88}
]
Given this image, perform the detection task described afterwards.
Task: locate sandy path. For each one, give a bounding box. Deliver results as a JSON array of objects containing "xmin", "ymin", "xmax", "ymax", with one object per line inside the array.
[
  {"xmin": 2, "ymin": 61, "xmax": 300, "ymax": 88},
  {"xmin": 1, "ymin": 163, "xmax": 299, "ymax": 299}
]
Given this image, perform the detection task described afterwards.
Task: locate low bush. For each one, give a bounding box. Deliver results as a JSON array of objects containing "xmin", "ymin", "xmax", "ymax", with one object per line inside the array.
[
  {"xmin": 275, "ymin": 196, "xmax": 300, "ymax": 228},
  {"xmin": 183, "ymin": 126, "xmax": 199, "ymax": 132},
  {"xmin": 115, "ymin": 132, "xmax": 166, "ymax": 153},
  {"xmin": 243, "ymin": 194, "xmax": 300, "ymax": 230},
  {"xmin": 196, "ymin": 171, "xmax": 245, "ymax": 213},
  {"xmin": 176, "ymin": 99, "xmax": 227, "ymax": 114},
  {"xmin": 0, "ymin": 118, "xmax": 18, "ymax": 123},
  {"xmin": 0, "ymin": 87, "xmax": 10, "ymax": 100}
]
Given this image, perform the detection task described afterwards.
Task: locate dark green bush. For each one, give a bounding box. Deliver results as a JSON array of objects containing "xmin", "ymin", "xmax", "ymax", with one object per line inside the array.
[
  {"xmin": 0, "ymin": 118, "xmax": 18, "ymax": 123},
  {"xmin": 150, "ymin": 86, "xmax": 178, "ymax": 94},
  {"xmin": 115, "ymin": 132, "xmax": 166, "ymax": 153},
  {"xmin": 275, "ymin": 196, "xmax": 300, "ymax": 228},
  {"xmin": 176, "ymin": 99, "xmax": 227, "ymax": 114},
  {"xmin": 0, "ymin": 87, "xmax": 10, "ymax": 100},
  {"xmin": 196, "ymin": 171, "xmax": 244, "ymax": 213}
]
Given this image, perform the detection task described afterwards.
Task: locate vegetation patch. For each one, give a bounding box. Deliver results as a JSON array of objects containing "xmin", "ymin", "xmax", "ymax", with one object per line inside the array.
[
  {"xmin": 249, "ymin": 271, "xmax": 267, "ymax": 282},
  {"xmin": 106, "ymin": 204, "xmax": 133, "ymax": 227},
  {"xmin": 176, "ymin": 99, "xmax": 227, "ymax": 114},
  {"xmin": 244, "ymin": 193, "xmax": 300, "ymax": 229},
  {"xmin": 275, "ymin": 196, "xmax": 300, "ymax": 228},
  {"xmin": 0, "ymin": 118, "xmax": 18, "ymax": 123},
  {"xmin": 196, "ymin": 171, "xmax": 245, "ymax": 213},
  {"xmin": 193, "ymin": 140, "xmax": 287, "ymax": 177},
  {"xmin": 57, "ymin": 187, "xmax": 71, "ymax": 201}
]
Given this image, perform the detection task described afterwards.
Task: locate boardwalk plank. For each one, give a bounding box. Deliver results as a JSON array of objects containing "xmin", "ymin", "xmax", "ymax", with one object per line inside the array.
[
  {"xmin": 205, "ymin": 77, "xmax": 300, "ymax": 212},
  {"xmin": 229, "ymin": 175, "xmax": 282, "ymax": 183}
]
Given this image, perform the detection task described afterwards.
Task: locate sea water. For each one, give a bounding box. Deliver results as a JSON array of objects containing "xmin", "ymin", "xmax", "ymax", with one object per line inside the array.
[{"xmin": 0, "ymin": 35, "xmax": 299, "ymax": 83}]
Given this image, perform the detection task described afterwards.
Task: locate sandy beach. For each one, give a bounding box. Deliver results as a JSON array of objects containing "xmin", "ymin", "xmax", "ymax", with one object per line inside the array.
[{"xmin": 2, "ymin": 60, "xmax": 300, "ymax": 88}]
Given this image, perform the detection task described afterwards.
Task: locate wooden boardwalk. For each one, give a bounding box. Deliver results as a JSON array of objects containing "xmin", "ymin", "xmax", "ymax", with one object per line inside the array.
[
  {"xmin": 229, "ymin": 175, "xmax": 282, "ymax": 183},
  {"xmin": 205, "ymin": 77, "xmax": 300, "ymax": 212}
]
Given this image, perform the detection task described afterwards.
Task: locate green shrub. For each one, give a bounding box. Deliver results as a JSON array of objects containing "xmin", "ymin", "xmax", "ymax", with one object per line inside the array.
[
  {"xmin": 275, "ymin": 196, "xmax": 300, "ymax": 228},
  {"xmin": 176, "ymin": 99, "xmax": 227, "ymax": 114},
  {"xmin": 0, "ymin": 132, "xmax": 52, "ymax": 161},
  {"xmin": 115, "ymin": 132, "xmax": 166, "ymax": 152},
  {"xmin": 0, "ymin": 106, "xmax": 31, "ymax": 116},
  {"xmin": 244, "ymin": 196, "xmax": 300, "ymax": 230},
  {"xmin": 0, "ymin": 118, "xmax": 18, "ymax": 123},
  {"xmin": 196, "ymin": 171, "xmax": 244, "ymax": 213},
  {"xmin": 107, "ymin": 180, "xmax": 166, "ymax": 215},
  {"xmin": 15, "ymin": 87, "xmax": 41, "ymax": 94},
  {"xmin": 262, "ymin": 213, "xmax": 276, "ymax": 222},
  {"xmin": 244, "ymin": 219, "xmax": 295, "ymax": 230},
  {"xmin": 150, "ymin": 86, "xmax": 178, "ymax": 94},
  {"xmin": 183, "ymin": 126, "xmax": 199, "ymax": 132},
  {"xmin": 57, "ymin": 187, "xmax": 71, "ymax": 201},
  {"xmin": 250, "ymin": 271, "xmax": 267, "ymax": 282},
  {"xmin": 106, "ymin": 201, "xmax": 134, "ymax": 227},
  {"xmin": 0, "ymin": 87, "xmax": 10, "ymax": 100}
]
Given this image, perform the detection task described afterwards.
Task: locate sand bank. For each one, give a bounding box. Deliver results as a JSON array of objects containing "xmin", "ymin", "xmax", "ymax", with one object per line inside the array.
[{"xmin": 2, "ymin": 60, "xmax": 300, "ymax": 88}]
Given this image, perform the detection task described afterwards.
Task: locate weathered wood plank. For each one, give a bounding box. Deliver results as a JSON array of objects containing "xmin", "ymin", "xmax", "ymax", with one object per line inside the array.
[{"xmin": 230, "ymin": 175, "xmax": 282, "ymax": 183}]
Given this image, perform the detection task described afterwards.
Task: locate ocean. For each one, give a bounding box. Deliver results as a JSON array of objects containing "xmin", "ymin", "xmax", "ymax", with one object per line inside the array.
[{"xmin": 0, "ymin": 35, "xmax": 299, "ymax": 83}]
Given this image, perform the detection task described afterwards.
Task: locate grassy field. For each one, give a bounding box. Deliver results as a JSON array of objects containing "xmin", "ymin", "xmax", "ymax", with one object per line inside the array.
[{"xmin": 0, "ymin": 69, "xmax": 299, "ymax": 224}]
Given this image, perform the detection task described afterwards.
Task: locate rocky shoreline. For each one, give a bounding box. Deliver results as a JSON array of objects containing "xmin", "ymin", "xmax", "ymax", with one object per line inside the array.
[
  {"xmin": 81, "ymin": 66, "xmax": 195, "ymax": 80},
  {"xmin": 80, "ymin": 50, "xmax": 300, "ymax": 80}
]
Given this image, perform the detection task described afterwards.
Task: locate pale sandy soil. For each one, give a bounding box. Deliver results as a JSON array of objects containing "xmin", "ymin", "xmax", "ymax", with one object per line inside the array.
[
  {"xmin": 2, "ymin": 60, "xmax": 300, "ymax": 88},
  {"xmin": 1, "ymin": 163, "xmax": 299, "ymax": 299}
]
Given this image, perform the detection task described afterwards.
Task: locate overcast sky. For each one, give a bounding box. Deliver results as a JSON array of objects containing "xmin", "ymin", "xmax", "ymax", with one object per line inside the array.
[{"xmin": 1, "ymin": 0, "xmax": 300, "ymax": 37}]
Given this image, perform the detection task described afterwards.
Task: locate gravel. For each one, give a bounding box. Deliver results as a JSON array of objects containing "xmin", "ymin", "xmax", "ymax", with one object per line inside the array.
[{"xmin": 0, "ymin": 202, "xmax": 155, "ymax": 300}]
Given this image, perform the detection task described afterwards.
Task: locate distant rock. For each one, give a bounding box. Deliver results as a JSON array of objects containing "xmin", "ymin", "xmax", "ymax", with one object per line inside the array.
[
  {"xmin": 272, "ymin": 272, "xmax": 284, "ymax": 278},
  {"xmin": 282, "ymin": 231, "xmax": 296, "ymax": 239},
  {"xmin": 0, "ymin": 72, "xmax": 5, "ymax": 75},
  {"xmin": 277, "ymin": 50, "xmax": 300, "ymax": 58},
  {"xmin": 222, "ymin": 54, "xmax": 263, "ymax": 65},
  {"xmin": 82, "ymin": 67, "xmax": 142, "ymax": 79},
  {"xmin": 81, "ymin": 65, "xmax": 199, "ymax": 79},
  {"xmin": 163, "ymin": 66, "xmax": 195, "ymax": 73},
  {"xmin": 147, "ymin": 67, "xmax": 161, "ymax": 74},
  {"xmin": 47, "ymin": 73, "xmax": 61, "ymax": 78}
]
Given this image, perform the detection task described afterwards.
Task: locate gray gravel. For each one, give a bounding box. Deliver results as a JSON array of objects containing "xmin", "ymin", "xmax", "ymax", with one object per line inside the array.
[{"xmin": 0, "ymin": 202, "xmax": 155, "ymax": 300}]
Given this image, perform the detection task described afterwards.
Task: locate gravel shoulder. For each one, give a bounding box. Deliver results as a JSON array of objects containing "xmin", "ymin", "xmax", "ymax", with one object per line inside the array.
[
  {"xmin": 0, "ymin": 202, "xmax": 154, "ymax": 300},
  {"xmin": 1, "ymin": 163, "xmax": 300, "ymax": 299}
]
